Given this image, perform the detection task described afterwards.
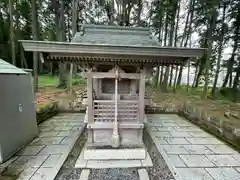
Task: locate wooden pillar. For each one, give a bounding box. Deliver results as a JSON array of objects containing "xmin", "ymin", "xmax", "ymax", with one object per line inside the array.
[
  {"xmin": 87, "ymin": 70, "xmax": 93, "ymax": 144},
  {"xmin": 139, "ymin": 67, "xmax": 146, "ymax": 123}
]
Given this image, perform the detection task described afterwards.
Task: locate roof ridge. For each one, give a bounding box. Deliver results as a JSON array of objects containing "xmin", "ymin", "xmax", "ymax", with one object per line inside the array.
[{"xmin": 82, "ymin": 24, "xmax": 150, "ymax": 31}]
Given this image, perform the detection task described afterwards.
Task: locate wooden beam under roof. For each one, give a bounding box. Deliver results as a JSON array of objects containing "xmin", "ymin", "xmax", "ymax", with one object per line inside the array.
[{"xmin": 19, "ymin": 40, "xmax": 205, "ymax": 65}]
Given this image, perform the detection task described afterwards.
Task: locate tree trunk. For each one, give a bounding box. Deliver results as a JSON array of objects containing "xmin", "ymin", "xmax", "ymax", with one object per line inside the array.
[
  {"xmin": 177, "ymin": 65, "xmax": 183, "ymax": 86},
  {"xmin": 156, "ymin": 1, "xmax": 164, "ymax": 86},
  {"xmin": 162, "ymin": 0, "xmax": 177, "ymax": 91},
  {"xmin": 231, "ymin": 7, "xmax": 240, "ymax": 101},
  {"xmin": 229, "ymin": 73, "xmax": 233, "ymax": 88},
  {"xmin": 222, "ymin": 4, "xmax": 240, "ymax": 88},
  {"xmin": 68, "ymin": 0, "xmax": 78, "ymax": 93},
  {"xmin": 169, "ymin": 65, "xmax": 174, "ymax": 86},
  {"xmin": 212, "ymin": 3, "xmax": 226, "ymax": 98},
  {"xmin": 180, "ymin": 0, "xmax": 192, "ymax": 47},
  {"xmin": 160, "ymin": 66, "xmax": 164, "ymax": 85},
  {"xmin": 222, "ymin": 38, "xmax": 238, "ymax": 88},
  {"xmin": 174, "ymin": 0, "xmax": 180, "ymax": 47},
  {"xmin": 155, "ymin": 66, "xmax": 160, "ymax": 87},
  {"xmin": 20, "ymin": 47, "xmax": 28, "ymax": 69},
  {"xmin": 195, "ymin": 69, "xmax": 202, "ymax": 87},
  {"xmin": 137, "ymin": 0, "xmax": 142, "ymax": 26},
  {"xmin": 156, "ymin": 1, "xmax": 164, "ymax": 87},
  {"xmin": 57, "ymin": 0, "xmax": 67, "ymax": 88},
  {"xmin": 31, "ymin": 0, "xmax": 38, "ymax": 92},
  {"xmin": 173, "ymin": 65, "xmax": 178, "ymax": 91},
  {"xmin": 233, "ymin": 62, "xmax": 240, "ymax": 89},
  {"xmin": 202, "ymin": 8, "xmax": 218, "ymax": 98},
  {"xmin": 187, "ymin": 59, "xmax": 191, "ymax": 92},
  {"xmin": 177, "ymin": 0, "xmax": 195, "ymax": 87},
  {"xmin": 232, "ymin": 61, "xmax": 240, "ymax": 102},
  {"xmin": 192, "ymin": 65, "xmax": 199, "ymax": 87},
  {"xmin": 16, "ymin": 8, "xmax": 26, "ymax": 68},
  {"xmin": 9, "ymin": 0, "xmax": 16, "ymax": 66},
  {"xmin": 173, "ymin": 0, "xmax": 180, "ymax": 91},
  {"xmin": 35, "ymin": 5, "xmax": 42, "ymax": 74}
]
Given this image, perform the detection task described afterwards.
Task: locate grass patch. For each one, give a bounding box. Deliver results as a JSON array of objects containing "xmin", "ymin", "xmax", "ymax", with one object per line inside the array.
[
  {"xmin": 39, "ymin": 75, "xmax": 58, "ymax": 87},
  {"xmin": 38, "ymin": 75, "xmax": 85, "ymax": 87}
]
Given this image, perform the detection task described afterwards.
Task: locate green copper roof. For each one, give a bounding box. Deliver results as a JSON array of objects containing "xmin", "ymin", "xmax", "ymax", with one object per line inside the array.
[
  {"xmin": 71, "ymin": 24, "xmax": 159, "ymax": 46},
  {"xmin": 0, "ymin": 59, "xmax": 27, "ymax": 74}
]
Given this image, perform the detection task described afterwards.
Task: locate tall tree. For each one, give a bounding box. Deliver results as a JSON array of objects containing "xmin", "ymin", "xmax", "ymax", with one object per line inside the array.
[
  {"xmin": 31, "ymin": 0, "xmax": 39, "ymax": 92},
  {"xmin": 137, "ymin": 0, "xmax": 142, "ymax": 25},
  {"xmin": 9, "ymin": 0, "xmax": 16, "ymax": 66},
  {"xmin": 162, "ymin": 0, "xmax": 178, "ymax": 91},
  {"xmin": 202, "ymin": 1, "xmax": 218, "ymax": 98},
  {"xmin": 173, "ymin": 0, "xmax": 180, "ymax": 90},
  {"xmin": 211, "ymin": 2, "xmax": 227, "ymax": 97},
  {"xmin": 57, "ymin": 0, "xmax": 67, "ymax": 87},
  {"xmin": 68, "ymin": 0, "xmax": 78, "ymax": 93},
  {"xmin": 176, "ymin": 0, "xmax": 195, "ymax": 87},
  {"xmin": 222, "ymin": 2, "xmax": 240, "ymax": 88}
]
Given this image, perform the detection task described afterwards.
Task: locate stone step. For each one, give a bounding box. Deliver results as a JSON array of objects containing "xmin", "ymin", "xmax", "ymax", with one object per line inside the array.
[
  {"xmin": 75, "ymin": 148, "xmax": 153, "ymax": 169},
  {"xmin": 87, "ymin": 123, "xmax": 144, "ymax": 129},
  {"xmin": 84, "ymin": 148, "xmax": 147, "ymax": 160}
]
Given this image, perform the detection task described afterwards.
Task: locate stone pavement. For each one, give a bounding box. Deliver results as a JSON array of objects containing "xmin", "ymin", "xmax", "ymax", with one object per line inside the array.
[
  {"xmin": 146, "ymin": 114, "xmax": 240, "ymax": 180},
  {"xmin": 0, "ymin": 113, "xmax": 85, "ymax": 180}
]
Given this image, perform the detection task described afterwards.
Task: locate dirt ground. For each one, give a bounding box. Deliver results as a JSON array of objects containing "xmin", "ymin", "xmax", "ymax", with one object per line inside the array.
[{"xmin": 36, "ymin": 85, "xmax": 85, "ymax": 111}]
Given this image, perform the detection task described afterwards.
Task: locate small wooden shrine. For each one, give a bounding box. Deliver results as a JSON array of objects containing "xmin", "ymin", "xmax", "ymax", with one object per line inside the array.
[{"xmin": 20, "ymin": 25, "xmax": 204, "ymax": 160}]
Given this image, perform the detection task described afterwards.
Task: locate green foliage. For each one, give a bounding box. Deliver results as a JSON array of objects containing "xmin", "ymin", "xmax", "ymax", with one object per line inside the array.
[
  {"xmin": 38, "ymin": 75, "xmax": 58, "ymax": 87},
  {"xmin": 220, "ymin": 87, "xmax": 240, "ymax": 102},
  {"xmin": 39, "ymin": 75, "xmax": 85, "ymax": 87}
]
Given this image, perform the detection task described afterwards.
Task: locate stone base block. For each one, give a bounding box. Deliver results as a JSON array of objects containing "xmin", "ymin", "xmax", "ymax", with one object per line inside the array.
[
  {"xmin": 84, "ymin": 147, "xmax": 147, "ymax": 160},
  {"xmin": 75, "ymin": 149, "xmax": 152, "ymax": 169}
]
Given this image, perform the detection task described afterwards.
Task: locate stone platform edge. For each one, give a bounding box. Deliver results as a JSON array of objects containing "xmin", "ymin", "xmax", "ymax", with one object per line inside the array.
[
  {"xmin": 143, "ymin": 127, "xmax": 183, "ymax": 180},
  {"xmin": 37, "ymin": 102, "xmax": 58, "ymax": 124},
  {"xmin": 42, "ymin": 127, "xmax": 86, "ymax": 180}
]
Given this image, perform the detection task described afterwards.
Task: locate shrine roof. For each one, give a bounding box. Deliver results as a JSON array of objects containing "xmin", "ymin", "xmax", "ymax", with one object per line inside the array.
[
  {"xmin": 20, "ymin": 24, "xmax": 206, "ymax": 66},
  {"xmin": 71, "ymin": 24, "xmax": 159, "ymax": 46}
]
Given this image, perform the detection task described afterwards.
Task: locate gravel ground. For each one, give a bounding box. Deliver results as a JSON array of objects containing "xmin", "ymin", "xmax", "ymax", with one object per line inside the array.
[
  {"xmin": 146, "ymin": 152, "xmax": 174, "ymax": 180},
  {"xmin": 88, "ymin": 168, "xmax": 139, "ymax": 180},
  {"xmin": 55, "ymin": 128, "xmax": 174, "ymax": 180},
  {"xmin": 143, "ymin": 129, "xmax": 174, "ymax": 180},
  {"xmin": 55, "ymin": 131, "xmax": 86, "ymax": 180}
]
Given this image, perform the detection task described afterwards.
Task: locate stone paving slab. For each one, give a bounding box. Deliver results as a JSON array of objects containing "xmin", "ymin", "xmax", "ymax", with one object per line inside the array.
[
  {"xmin": 205, "ymin": 168, "xmax": 240, "ymax": 180},
  {"xmin": 174, "ymin": 168, "xmax": 214, "ymax": 180},
  {"xmin": 179, "ymin": 155, "xmax": 216, "ymax": 168},
  {"xmin": 0, "ymin": 113, "xmax": 85, "ymax": 180},
  {"xmin": 146, "ymin": 114, "xmax": 240, "ymax": 180}
]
